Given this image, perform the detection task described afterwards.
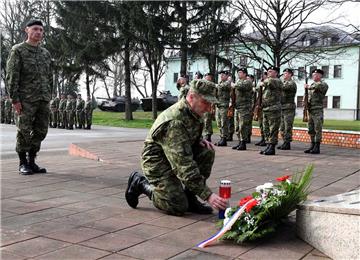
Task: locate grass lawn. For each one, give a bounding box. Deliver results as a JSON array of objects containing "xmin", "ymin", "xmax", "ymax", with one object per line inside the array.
[{"xmin": 93, "ymin": 110, "xmax": 360, "ymax": 132}]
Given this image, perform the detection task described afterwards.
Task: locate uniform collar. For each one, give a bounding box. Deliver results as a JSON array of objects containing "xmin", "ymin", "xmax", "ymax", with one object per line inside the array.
[
  {"xmin": 22, "ymin": 41, "xmax": 40, "ymax": 52},
  {"xmin": 181, "ymin": 98, "xmax": 201, "ymax": 120}
]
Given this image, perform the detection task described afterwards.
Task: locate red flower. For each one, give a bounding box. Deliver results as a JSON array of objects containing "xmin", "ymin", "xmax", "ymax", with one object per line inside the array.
[
  {"xmin": 245, "ymin": 199, "xmax": 258, "ymax": 213},
  {"xmin": 238, "ymin": 196, "xmax": 253, "ymax": 206},
  {"xmin": 276, "ymin": 175, "xmax": 290, "ymax": 182}
]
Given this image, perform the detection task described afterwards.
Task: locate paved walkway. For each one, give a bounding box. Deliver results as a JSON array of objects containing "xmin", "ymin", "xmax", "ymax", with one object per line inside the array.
[{"xmin": 1, "ymin": 131, "xmax": 359, "ymax": 259}]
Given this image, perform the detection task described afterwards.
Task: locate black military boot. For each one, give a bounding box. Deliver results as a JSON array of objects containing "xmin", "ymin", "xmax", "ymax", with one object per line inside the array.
[
  {"xmin": 18, "ymin": 152, "xmax": 32, "ymax": 175},
  {"xmin": 204, "ymin": 134, "xmax": 211, "ymax": 142},
  {"xmin": 226, "ymin": 135, "xmax": 233, "ymax": 141},
  {"xmin": 232, "ymin": 142, "xmax": 240, "ymax": 150},
  {"xmin": 304, "ymin": 142, "xmax": 315, "ymax": 153},
  {"xmin": 86, "ymin": 124, "xmax": 91, "ymax": 130},
  {"xmin": 260, "ymin": 144, "xmax": 270, "ymax": 154},
  {"xmin": 279, "ymin": 142, "xmax": 291, "ymax": 150},
  {"xmin": 255, "ymin": 138, "xmax": 266, "ymax": 146},
  {"xmin": 264, "ymin": 144, "xmax": 276, "ymax": 155},
  {"xmin": 310, "ymin": 142, "xmax": 320, "ymax": 154},
  {"xmin": 246, "ymin": 136, "xmax": 251, "ymax": 144},
  {"xmin": 125, "ymin": 171, "xmax": 153, "ymax": 209},
  {"xmin": 184, "ymin": 188, "xmax": 213, "ymax": 214},
  {"xmin": 216, "ymin": 138, "xmax": 227, "ymax": 147},
  {"xmin": 28, "ymin": 151, "xmax": 47, "ymax": 173},
  {"xmin": 236, "ymin": 140, "xmax": 247, "ymax": 150},
  {"xmin": 53, "ymin": 123, "xmax": 57, "ymax": 128}
]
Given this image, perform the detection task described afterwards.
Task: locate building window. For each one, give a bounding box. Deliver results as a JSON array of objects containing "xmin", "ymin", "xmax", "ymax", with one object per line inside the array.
[
  {"xmin": 333, "ymin": 96, "xmax": 340, "ymax": 108},
  {"xmin": 334, "ymin": 65, "xmax": 342, "ymax": 78},
  {"xmin": 321, "ymin": 66, "xmax": 329, "ymax": 78},
  {"xmin": 323, "ymin": 96, "xmax": 328, "ymax": 108},
  {"xmin": 297, "ymin": 96, "xmax": 303, "ymax": 108},
  {"xmin": 173, "ymin": 73, "xmax": 178, "ymax": 83},
  {"xmin": 310, "ymin": 66, "xmax": 317, "ymax": 75},
  {"xmin": 298, "ymin": 67, "xmax": 305, "ymax": 80}
]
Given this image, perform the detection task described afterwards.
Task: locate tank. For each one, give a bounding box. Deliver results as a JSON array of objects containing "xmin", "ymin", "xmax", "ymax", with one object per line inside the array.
[
  {"xmin": 141, "ymin": 91, "xmax": 178, "ymax": 112},
  {"xmin": 96, "ymin": 96, "xmax": 140, "ymax": 112}
]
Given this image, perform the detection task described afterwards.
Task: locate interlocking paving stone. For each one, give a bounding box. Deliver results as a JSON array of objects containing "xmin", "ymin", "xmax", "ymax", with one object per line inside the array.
[
  {"xmin": 44, "ymin": 226, "xmax": 107, "ymax": 243},
  {"xmin": 169, "ymin": 249, "xmax": 232, "ymax": 260}
]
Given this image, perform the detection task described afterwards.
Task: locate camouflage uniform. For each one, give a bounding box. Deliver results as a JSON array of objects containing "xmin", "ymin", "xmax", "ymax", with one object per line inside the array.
[
  {"xmin": 6, "ymin": 42, "xmax": 52, "ymax": 153},
  {"xmin": 262, "ymin": 78, "xmax": 282, "ymax": 145},
  {"xmin": 141, "ymin": 97, "xmax": 215, "ymax": 216},
  {"xmin": 84, "ymin": 98, "xmax": 93, "ymax": 129},
  {"xmin": 215, "ymin": 80, "xmax": 231, "ymax": 139},
  {"xmin": 178, "ymin": 84, "xmax": 190, "ymax": 99},
  {"xmin": 280, "ymin": 79, "xmax": 297, "ymax": 143},
  {"xmin": 308, "ymin": 81, "xmax": 328, "ymax": 143},
  {"xmin": 255, "ymin": 82, "xmax": 265, "ymax": 139},
  {"xmin": 234, "ymin": 79, "xmax": 253, "ymax": 142},
  {"xmin": 58, "ymin": 97, "xmax": 67, "ymax": 128},
  {"xmin": 4, "ymin": 98, "xmax": 13, "ymax": 124},
  {"xmin": 65, "ymin": 97, "xmax": 76, "ymax": 129},
  {"xmin": 0, "ymin": 96, "xmax": 5, "ymax": 123},
  {"xmin": 76, "ymin": 97, "xmax": 85, "ymax": 128},
  {"xmin": 49, "ymin": 97, "xmax": 60, "ymax": 127}
]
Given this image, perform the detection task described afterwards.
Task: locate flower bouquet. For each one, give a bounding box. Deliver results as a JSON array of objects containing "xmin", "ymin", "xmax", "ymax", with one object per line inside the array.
[{"xmin": 197, "ymin": 164, "xmax": 313, "ymax": 248}]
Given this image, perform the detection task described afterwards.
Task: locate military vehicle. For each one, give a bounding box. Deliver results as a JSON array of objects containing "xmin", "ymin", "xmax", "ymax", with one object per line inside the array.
[
  {"xmin": 141, "ymin": 91, "xmax": 178, "ymax": 111},
  {"xmin": 97, "ymin": 96, "xmax": 140, "ymax": 112}
]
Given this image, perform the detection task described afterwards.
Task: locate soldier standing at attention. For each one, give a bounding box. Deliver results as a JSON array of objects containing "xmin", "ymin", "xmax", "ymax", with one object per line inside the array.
[
  {"xmin": 260, "ymin": 66, "xmax": 282, "ymax": 156},
  {"xmin": 66, "ymin": 94, "xmax": 75, "ymax": 130},
  {"xmin": 215, "ymin": 71, "xmax": 231, "ymax": 146},
  {"xmin": 49, "ymin": 95, "xmax": 59, "ymax": 128},
  {"xmin": 75, "ymin": 93, "xmax": 85, "ymax": 129},
  {"xmin": 0, "ymin": 94, "xmax": 5, "ymax": 123},
  {"xmin": 84, "ymin": 95, "xmax": 93, "ymax": 130},
  {"xmin": 125, "ymin": 79, "xmax": 228, "ymax": 216},
  {"xmin": 227, "ymin": 75, "xmax": 235, "ymax": 141},
  {"xmin": 232, "ymin": 68, "xmax": 253, "ymax": 151},
  {"xmin": 304, "ymin": 69, "xmax": 328, "ymax": 154},
  {"xmin": 246, "ymin": 74, "xmax": 256, "ymax": 144},
  {"xmin": 6, "ymin": 19, "xmax": 52, "ymax": 175},
  {"xmin": 58, "ymin": 94, "xmax": 67, "ymax": 128},
  {"xmin": 254, "ymin": 72, "xmax": 268, "ymax": 147},
  {"xmin": 278, "ymin": 68, "xmax": 297, "ymax": 150},
  {"xmin": 203, "ymin": 72, "xmax": 215, "ymax": 142}
]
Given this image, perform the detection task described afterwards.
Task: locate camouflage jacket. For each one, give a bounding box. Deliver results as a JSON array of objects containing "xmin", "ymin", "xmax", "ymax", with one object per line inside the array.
[
  {"xmin": 178, "ymin": 84, "xmax": 190, "ymax": 99},
  {"xmin": 234, "ymin": 79, "xmax": 253, "ymax": 109},
  {"xmin": 76, "ymin": 99, "xmax": 85, "ymax": 111},
  {"xmin": 66, "ymin": 99, "xmax": 76, "ymax": 111},
  {"xmin": 50, "ymin": 97, "xmax": 60, "ymax": 111},
  {"xmin": 84, "ymin": 100, "xmax": 93, "ymax": 113},
  {"xmin": 4, "ymin": 99, "xmax": 12, "ymax": 111},
  {"xmin": 141, "ymin": 98, "xmax": 212, "ymax": 200},
  {"xmin": 281, "ymin": 79, "xmax": 297, "ymax": 110},
  {"xmin": 58, "ymin": 99, "xmax": 67, "ymax": 111},
  {"xmin": 6, "ymin": 42, "xmax": 52, "ymax": 104},
  {"xmin": 308, "ymin": 81, "xmax": 328, "ymax": 110},
  {"xmin": 262, "ymin": 77, "xmax": 282, "ymax": 112},
  {"xmin": 216, "ymin": 80, "xmax": 231, "ymax": 108}
]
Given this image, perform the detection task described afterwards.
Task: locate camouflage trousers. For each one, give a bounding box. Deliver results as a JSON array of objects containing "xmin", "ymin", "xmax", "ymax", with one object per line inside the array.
[
  {"xmin": 215, "ymin": 106, "xmax": 229, "ymax": 138},
  {"xmin": 263, "ymin": 110, "xmax": 281, "ymax": 145},
  {"xmin": 85, "ymin": 111, "xmax": 93, "ymax": 126},
  {"xmin": 59, "ymin": 111, "xmax": 67, "ymax": 127},
  {"xmin": 203, "ymin": 112, "xmax": 213, "ymax": 136},
  {"xmin": 143, "ymin": 145, "xmax": 215, "ymax": 216},
  {"xmin": 234, "ymin": 108, "xmax": 252, "ymax": 142},
  {"xmin": 67, "ymin": 110, "xmax": 75, "ymax": 128},
  {"xmin": 16, "ymin": 100, "xmax": 49, "ymax": 153},
  {"xmin": 257, "ymin": 112, "xmax": 265, "ymax": 139},
  {"xmin": 5, "ymin": 109, "xmax": 12, "ymax": 124},
  {"xmin": 228, "ymin": 115, "xmax": 234, "ymax": 137},
  {"xmin": 308, "ymin": 109, "xmax": 324, "ymax": 143},
  {"xmin": 280, "ymin": 109, "xmax": 295, "ymax": 142},
  {"xmin": 76, "ymin": 110, "xmax": 85, "ymax": 127},
  {"xmin": 50, "ymin": 110, "xmax": 59, "ymax": 126}
]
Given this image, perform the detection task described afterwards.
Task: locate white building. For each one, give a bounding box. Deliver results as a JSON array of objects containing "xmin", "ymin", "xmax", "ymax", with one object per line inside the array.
[{"xmin": 164, "ymin": 27, "xmax": 360, "ymax": 120}]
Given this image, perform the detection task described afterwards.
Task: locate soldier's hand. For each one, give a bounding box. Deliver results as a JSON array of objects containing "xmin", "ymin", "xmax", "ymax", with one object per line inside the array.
[
  {"xmin": 13, "ymin": 102, "xmax": 22, "ymax": 115},
  {"xmin": 199, "ymin": 139, "xmax": 215, "ymax": 151},
  {"xmin": 207, "ymin": 193, "xmax": 228, "ymax": 210}
]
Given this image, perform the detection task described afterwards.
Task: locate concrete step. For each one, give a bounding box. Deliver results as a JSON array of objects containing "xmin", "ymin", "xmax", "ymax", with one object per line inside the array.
[{"xmin": 296, "ymin": 189, "xmax": 360, "ymax": 260}]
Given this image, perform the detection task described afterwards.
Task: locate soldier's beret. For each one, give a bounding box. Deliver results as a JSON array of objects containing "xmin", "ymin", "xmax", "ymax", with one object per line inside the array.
[
  {"xmin": 267, "ymin": 66, "xmax": 280, "ymax": 73},
  {"xmin": 312, "ymin": 69, "xmax": 324, "ymax": 75},
  {"xmin": 26, "ymin": 19, "xmax": 43, "ymax": 27},
  {"xmin": 237, "ymin": 68, "xmax": 248, "ymax": 74},
  {"xmin": 195, "ymin": 71, "xmax": 203, "ymax": 78},
  {"xmin": 204, "ymin": 72, "xmax": 214, "ymax": 77},
  {"xmin": 179, "ymin": 74, "xmax": 187, "ymax": 79},
  {"xmin": 283, "ymin": 68, "xmax": 293, "ymax": 74},
  {"xmin": 218, "ymin": 70, "xmax": 230, "ymax": 75},
  {"xmin": 190, "ymin": 79, "xmax": 218, "ymax": 104}
]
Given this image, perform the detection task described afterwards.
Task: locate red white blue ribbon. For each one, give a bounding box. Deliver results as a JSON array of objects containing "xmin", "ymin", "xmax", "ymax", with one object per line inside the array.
[{"xmin": 196, "ymin": 199, "xmax": 256, "ymax": 248}]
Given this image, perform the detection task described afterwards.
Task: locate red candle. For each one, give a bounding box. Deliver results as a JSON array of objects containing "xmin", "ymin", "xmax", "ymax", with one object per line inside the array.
[{"xmin": 219, "ymin": 180, "xmax": 231, "ymax": 199}]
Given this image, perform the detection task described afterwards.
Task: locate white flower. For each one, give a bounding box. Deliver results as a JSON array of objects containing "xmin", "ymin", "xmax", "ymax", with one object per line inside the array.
[
  {"xmin": 223, "ymin": 207, "xmax": 232, "ymax": 226},
  {"xmin": 256, "ymin": 182, "xmax": 274, "ymax": 193}
]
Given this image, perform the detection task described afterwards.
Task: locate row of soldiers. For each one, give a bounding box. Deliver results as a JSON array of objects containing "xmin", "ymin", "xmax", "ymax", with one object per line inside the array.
[
  {"xmin": 0, "ymin": 94, "xmax": 16, "ymax": 124},
  {"xmin": 49, "ymin": 93, "xmax": 93, "ymax": 130},
  {"xmin": 177, "ymin": 66, "xmax": 328, "ymax": 155}
]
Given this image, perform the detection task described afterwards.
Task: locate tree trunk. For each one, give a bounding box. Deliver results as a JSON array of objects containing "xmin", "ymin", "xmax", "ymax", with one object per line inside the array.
[
  {"xmin": 124, "ymin": 39, "xmax": 133, "ymax": 120},
  {"xmin": 86, "ymin": 69, "xmax": 90, "ymax": 97},
  {"xmin": 179, "ymin": 1, "xmax": 187, "ymax": 76}
]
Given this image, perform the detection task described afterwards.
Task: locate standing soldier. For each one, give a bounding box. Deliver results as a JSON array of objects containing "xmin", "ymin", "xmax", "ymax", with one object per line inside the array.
[
  {"xmin": 4, "ymin": 95, "xmax": 13, "ymax": 124},
  {"xmin": 232, "ymin": 68, "xmax": 253, "ymax": 151},
  {"xmin": 58, "ymin": 94, "xmax": 67, "ymax": 128},
  {"xmin": 84, "ymin": 95, "xmax": 93, "ymax": 129},
  {"xmin": 75, "ymin": 93, "xmax": 85, "ymax": 129},
  {"xmin": 66, "ymin": 94, "xmax": 76, "ymax": 130},
  {"xmin": 6, "ymin": 19, "xmax": 52, "ymax": 175},
  {"xmin": 177, "ymin": 75, "xmax": 190, "ymax": 99},
  {"xmin": 260, "ymin": 66, "xmax": 282, "ymax": 155},
  {"xmin": 254, "ymin": 72, "xmax": 267, "ymax": 147},
  {"xmin": 227, "ymin": 75, "xmax": 235, "ymax": 141},
  {"xmin": 215, "ymin": 71, "xmax": 231, "ymax": 146},
  {"xmin": 203, "ymin": 72, "xmax": 215, "ymax": 142},
  {"xmin": 1, "ymin": 94, "xmax": 5, "ymax": 123},
  {"xmin": 278, "ymin": 68, "xmax": 297, "ymax": 150},
  {"xmin": 49, "ymin": 95, "xmax": 59, "ymax": 128},
  {"xmin": 247, "ymin": 74, "xmax": 256, "ymax": 143},
  {"xmin": 304, "ymin": 69, "xmax": 328, "ymax": 154}
]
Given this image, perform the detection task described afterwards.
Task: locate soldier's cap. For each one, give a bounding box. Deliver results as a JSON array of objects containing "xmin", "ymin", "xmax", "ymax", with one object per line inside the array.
[
  {"xmin": 178, "ymin": 74, "xmax": 187, "ymax": 79},
  {"xmin": 312, "ymin": 69, "xmax": 324, "ymax": 75},
  {"xmin": 283, "ymin": 68, "xmax": 293, "ymax": 75},
  {"xmin": 190, "ymin": 79, "xmax": 218, "ymax": 104},
  {"xmin": 267, "ymin": 66, "xmax": 280, "ymax": 73},
  {"xmin": 237, "ymin": 68, "xmax": 248, "ymax": 74},
  {"xmin": 195, "ymin": 71, "xmax": 203, "ymax": 77},
  {"xmin": 26, "ymin": 19, "xmax": 43, "ymax": 27},
  {"xmin": 204, "ymin": 72, "xmax": 214, "ymax": 77},
  {"xmin": 218, "ymin": 70, "xmax": 230, "ymax": 75}
]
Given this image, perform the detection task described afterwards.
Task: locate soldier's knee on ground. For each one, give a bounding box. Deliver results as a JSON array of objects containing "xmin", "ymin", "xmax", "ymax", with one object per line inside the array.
[{"xmin": 152, "ymin": 192, "xmax": 188, "ymax": 216}]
